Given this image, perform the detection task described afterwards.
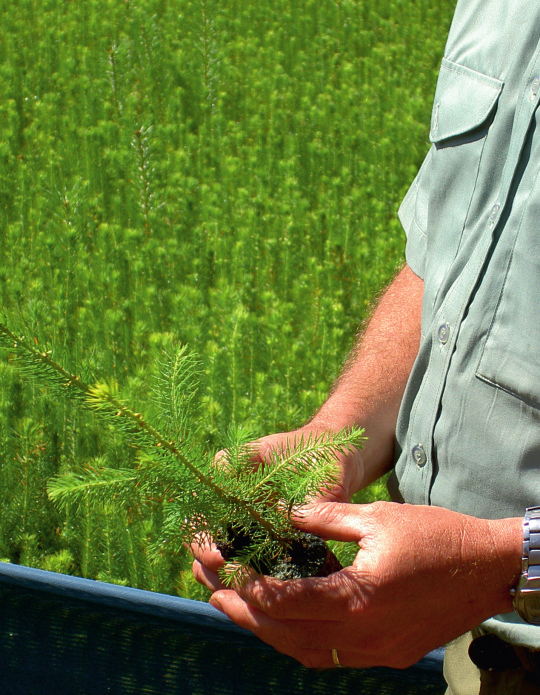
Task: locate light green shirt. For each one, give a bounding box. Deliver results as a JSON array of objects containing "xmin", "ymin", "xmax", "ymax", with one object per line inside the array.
[{"xmin": 390, "ymin": 0, "xmax": 540, "ymax": 647}]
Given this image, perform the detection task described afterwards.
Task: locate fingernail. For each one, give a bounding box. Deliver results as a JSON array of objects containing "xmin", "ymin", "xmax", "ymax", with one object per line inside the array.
[{"xmin": 210, "ymin": 597, "xmax": 224, "ymax": 613}]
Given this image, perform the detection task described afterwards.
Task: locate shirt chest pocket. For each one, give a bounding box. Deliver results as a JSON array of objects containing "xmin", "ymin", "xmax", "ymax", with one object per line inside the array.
[
  {"xmin": 426, "ymin": 62, "xmax": 504, "ymax": 323},
  {"xmin": 401, "ymin": 59, "xmax": 503, "ymax": 311}
]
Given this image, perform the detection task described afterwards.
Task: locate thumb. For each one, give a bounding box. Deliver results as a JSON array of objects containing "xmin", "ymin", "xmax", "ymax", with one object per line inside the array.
[{"xmin": 293, "ymin": 501, "xmax": 366, "ymax": 544}]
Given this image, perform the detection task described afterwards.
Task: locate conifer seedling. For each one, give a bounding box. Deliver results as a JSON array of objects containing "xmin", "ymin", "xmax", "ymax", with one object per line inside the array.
[{"xmin": 0, "ymin": 321, "xmax": 365, "ymax": 585}]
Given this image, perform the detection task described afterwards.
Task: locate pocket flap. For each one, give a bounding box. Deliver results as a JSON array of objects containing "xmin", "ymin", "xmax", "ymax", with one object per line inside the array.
[{"xmin": 429, "ymin": 58, "xmax": 503, "ymax": 143}]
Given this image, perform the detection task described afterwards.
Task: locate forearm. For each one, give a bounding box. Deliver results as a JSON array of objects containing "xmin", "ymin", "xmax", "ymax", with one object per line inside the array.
[{"xmin": 310, "ymin": 264, "xmax": 423, "ymax": 490}]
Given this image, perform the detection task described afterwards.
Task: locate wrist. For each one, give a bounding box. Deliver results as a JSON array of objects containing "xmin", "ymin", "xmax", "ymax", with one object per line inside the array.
[
  {"xmin": 309, "ymin": 407, "xmax": 396, "ymax": 494},
  {"xmin": 479, "ymin": 516, "xmax": 523, "ymax": 616}
]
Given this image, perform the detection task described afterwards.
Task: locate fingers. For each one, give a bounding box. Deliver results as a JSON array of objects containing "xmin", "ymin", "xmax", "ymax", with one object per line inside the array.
[
  {"xmin": 290, "ymin": 648, "xmax": 358, "ymax": 670},
  {"xmin": 190, "ymin": 536, "xmax": 224, "ymax": 574},
  {"xmin": 190, "ymin": 501, "xmax": 377, "ymax": 610},
  {"xmin": 249, "ymin": 436, "xmax": 276, "ymax": 463},
  {"xmin": 209, "ymin": 590, "xmax": 369, "ymax": 669},
  {"xmin": 292, "ymin": 501, "xmax": 367, "ymax": 543},
  {"xmin": 232, "ymin": 567, "xmax": 373, "ymax": 622},
  {"xmin": 214, "ymin": 440, "xmax": 265, "ymax": 467},
  {"xmin": 192, "ymin": 559, "xmax": 226, "ymax": 592},
  {"xmin": 191, "ymin": 502, "xmax": 375, "ymax": 619}
]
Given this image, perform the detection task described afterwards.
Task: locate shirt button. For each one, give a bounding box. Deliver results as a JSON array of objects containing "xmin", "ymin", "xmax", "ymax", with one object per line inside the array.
[
  {"xmin": 489, "ymin": 203, "xmax": 500, "ymax": 229},
  {"xmin": 412, "ymin": 444, "xmax": 427, "ymax": 468},
  {"xmin": 531, "ymin": 76, "xmax": 540, "ymax": 100},
  {"xmin": 438, "ymin": 323, "xmax": 450, "ymax": 345}
]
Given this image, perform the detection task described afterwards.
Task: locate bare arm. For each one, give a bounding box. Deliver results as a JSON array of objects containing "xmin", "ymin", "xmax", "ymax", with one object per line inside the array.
[
  {"xmin": 310, "ymin": 263, "xmax": 423, "ymax": 492},
  {"xmin": 251, "ymin": 264, "xmax": 423, "ymax": 501}
]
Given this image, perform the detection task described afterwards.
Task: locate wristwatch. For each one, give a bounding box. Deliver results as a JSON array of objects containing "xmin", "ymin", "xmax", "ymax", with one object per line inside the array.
[{"xmin": 511, "ymin": 506, "xmax": 540, "ymax": 624}]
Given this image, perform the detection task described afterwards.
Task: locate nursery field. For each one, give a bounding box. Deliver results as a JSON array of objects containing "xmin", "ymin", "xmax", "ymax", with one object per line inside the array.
[{"xmin": 0, "ymin": 0, "xmax": 455, "ymax": 597}]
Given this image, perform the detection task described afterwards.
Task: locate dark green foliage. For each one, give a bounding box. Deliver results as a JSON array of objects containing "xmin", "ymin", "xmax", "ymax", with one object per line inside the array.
[{"xmin": 0, "ymin": 0, "xmax": 456, "ymax": 594}]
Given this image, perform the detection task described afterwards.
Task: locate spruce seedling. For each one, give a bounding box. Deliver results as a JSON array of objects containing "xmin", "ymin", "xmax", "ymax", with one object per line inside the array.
[{"xmin": 0, "ymin": 320, "xmax": 365, "ymax": 585}]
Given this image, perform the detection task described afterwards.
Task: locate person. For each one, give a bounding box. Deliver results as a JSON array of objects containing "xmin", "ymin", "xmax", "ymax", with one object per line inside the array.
[{"xmin": 193, "ymin": 1, "xmax": 540, "ymax": 692}]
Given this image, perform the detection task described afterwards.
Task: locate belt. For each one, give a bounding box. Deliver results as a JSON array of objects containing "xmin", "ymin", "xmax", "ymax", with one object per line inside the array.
[{"xmin": 469, "ymin": 633, "xmax": 540, "ymax": 675}]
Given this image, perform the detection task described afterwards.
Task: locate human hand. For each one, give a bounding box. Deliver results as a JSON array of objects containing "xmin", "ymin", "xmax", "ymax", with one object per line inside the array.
[
  {"xmin": 193, "ymin": 501, "xmax": 522, "ymax": 669},
  {"xmin": 232, "ymin": 424, "xmax": 365, "ymax": 504},
  {"xmin": 192, "ymin": 424, "xmax": 363, "ymax": 581}
]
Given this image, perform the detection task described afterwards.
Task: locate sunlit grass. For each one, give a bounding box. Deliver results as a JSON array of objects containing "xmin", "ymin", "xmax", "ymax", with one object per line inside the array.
[{"xmin": 0, "ymin": 0, "xmax": 455, "ymax": 595}]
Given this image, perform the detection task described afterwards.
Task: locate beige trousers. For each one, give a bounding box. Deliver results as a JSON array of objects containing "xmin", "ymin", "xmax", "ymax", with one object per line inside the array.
[{"xmin": 444, "ymin": 632, "xmax": 540, "ymax": 695}]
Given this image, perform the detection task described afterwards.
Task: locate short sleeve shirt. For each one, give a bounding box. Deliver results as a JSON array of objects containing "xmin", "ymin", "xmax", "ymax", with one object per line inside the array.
[{"xmin": 390, "ymin": 0, "xmax": 540, "ymax": 647}]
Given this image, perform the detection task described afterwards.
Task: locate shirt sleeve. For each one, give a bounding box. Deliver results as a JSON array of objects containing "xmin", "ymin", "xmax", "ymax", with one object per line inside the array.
[{"xmin": 398, "ymin": 148, "xmax": 432, "ymax": 281}]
